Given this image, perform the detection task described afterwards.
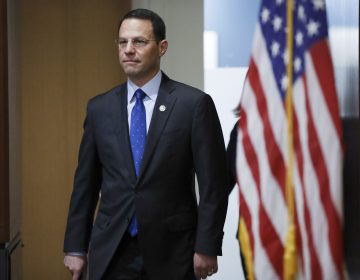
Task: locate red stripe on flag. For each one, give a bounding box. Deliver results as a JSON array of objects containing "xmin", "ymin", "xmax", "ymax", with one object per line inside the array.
[
  {"xmin": 248, "ymin": 59, "xmax": 286, "ymax": 198},
  {"xmin": 303, "ymin": 76, "xmax": 344, "ymax": 279},
  {"xmin": 309, "ymin": 41, "xmax": 343, "ymax": 145},
  {"xmin": 239, "ymin": 109, "xmax": 284, "ymax": 278},
  {"xmin": 259, "ymin": 205, "xmax": 284, "ymax": 279}
]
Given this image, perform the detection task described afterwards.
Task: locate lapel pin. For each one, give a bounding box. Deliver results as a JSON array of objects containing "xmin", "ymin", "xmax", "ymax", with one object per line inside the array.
[{"xmin": 159, "ymin": 105, "xmax": 166, "ymax": 112}]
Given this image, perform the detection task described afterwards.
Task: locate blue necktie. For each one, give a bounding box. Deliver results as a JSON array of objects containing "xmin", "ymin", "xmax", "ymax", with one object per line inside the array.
[{"xmin": 129, "ymin": 88, "xmax": 147, "ymax": 236}]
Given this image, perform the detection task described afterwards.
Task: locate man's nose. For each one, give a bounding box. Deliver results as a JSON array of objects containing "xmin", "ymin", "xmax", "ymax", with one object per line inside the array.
[{"xmin": 124, "ymin": 41, "xmax": 135, "ymax": 53}]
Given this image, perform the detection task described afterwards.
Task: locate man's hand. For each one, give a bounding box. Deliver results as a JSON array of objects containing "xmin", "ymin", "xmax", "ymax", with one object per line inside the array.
[
  {"xmin": 64, "ymin": 255, "xmax": 86, "ymax": 280},
  {"xmin": 193, "ymin": 252, "xmax": 218, "ymax": 279}
]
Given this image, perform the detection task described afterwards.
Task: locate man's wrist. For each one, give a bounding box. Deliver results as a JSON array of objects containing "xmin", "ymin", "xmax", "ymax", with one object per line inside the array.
[{"xmin": 65, "ymin": 252, "xmax": 86, "ymax": 257}]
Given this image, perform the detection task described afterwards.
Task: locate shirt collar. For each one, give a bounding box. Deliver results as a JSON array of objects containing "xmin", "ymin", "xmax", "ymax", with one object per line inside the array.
[{"xmin": 127, "ymin": 71, "xmax": 162, "ymax": 103}]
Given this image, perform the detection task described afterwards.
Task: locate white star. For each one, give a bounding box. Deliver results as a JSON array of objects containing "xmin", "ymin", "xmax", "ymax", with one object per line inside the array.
[
  {"xmin": 283, "ymin": 48, "xmax": 289, "ymax": 65},
  {"xmin": 281, "ymin": 74, "xmax": 289, "ymax": 91},
  {"xmin": 295, "ymin": 31, "xmax": 304, "ymax": 46},
  {"xmin": 276, "ymin": 0, "xmax": 284, "ymax": 5},
  {"xmin": 272, "ymin": 15, "xmax": 282, "ymax": 32},
  {"xmin": 298, "ymin": 5, "xmax": 306, "ymax": 22},
  {"xmin": 271, "ymin": 41, "xmax": 281, "ymax": 57},
  {"xmin": 312, "ymin": 0, "xmax": 325, "ymax": 10},
  {"xmin": 294, "ymin": 57, "xmax": 302, "ymax": 72},
  {"xmin": 261, "ymin": 7, "xmax": 270, "ymax": 23},
  {"xmin": 307, "ymin": 20, "xmax": 320, "ymax": 36}
]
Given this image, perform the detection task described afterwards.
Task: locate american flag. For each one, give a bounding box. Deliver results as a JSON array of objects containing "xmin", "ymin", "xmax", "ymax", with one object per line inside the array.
[{"xmin": 236, "ymin": 0, "xmax": 344, "ymax": 279}]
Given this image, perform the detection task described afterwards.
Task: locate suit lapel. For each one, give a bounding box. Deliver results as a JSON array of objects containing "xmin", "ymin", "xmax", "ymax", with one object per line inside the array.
[
  {"xmin": 137, "ymin": 74, "xmax": 177, "ymax": 180},
  {"xmin": 113, "ymin": 85, "xmax": 137, "ymax": 183}
]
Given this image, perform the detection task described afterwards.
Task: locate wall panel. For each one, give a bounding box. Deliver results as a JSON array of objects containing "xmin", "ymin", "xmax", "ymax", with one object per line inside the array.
[{"xmin": 20, "ymin": 1, "xmax": 130, "ymax": 278}]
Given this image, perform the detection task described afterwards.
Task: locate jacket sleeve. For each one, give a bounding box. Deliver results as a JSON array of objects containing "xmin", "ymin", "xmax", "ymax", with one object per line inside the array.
[
  {"xmin": 63, "ymin": 101, "xmax": 102, "ymax": 253},
  {"xmin": 191, "ymin": 93, "xmax": 228, "ymax": 256}
]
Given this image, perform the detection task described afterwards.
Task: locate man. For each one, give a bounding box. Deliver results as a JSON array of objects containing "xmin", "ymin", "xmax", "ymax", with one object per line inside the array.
[{"xmin": 63, "ymin": 8, "xmax": 228, "ymax": 280}]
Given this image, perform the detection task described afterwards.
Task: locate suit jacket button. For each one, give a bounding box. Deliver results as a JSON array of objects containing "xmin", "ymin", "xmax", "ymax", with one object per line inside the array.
[{"xmin": 126, "ymin": 217, "xmax": 130, "ymax": 223}]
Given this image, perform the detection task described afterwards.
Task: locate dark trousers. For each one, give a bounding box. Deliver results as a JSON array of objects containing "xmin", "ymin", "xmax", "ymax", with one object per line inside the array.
[{"xmin": 103, "ymin": 232, "xmax": 148, "ymax": 280}]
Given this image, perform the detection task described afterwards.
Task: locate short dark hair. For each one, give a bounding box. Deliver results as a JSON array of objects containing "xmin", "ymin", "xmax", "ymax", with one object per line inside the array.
[{"xmin": 118, "ymin": 8, "xmax": 166, "ymax": 43}]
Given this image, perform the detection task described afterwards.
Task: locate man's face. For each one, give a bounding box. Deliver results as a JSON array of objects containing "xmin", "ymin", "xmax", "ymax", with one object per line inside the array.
[{"xmin": 118, "ymin": 19, "xmax": 167, "ymax": 86}]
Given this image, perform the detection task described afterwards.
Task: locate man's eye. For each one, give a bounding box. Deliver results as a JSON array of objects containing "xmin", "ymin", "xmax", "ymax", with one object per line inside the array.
[
  {"xmin": 118, "ymin": 40, "xmax": 128, "ymax": 46},
  {"xmin": 133, "ymin": 39, "xmax": 147, "ymax": 46}
]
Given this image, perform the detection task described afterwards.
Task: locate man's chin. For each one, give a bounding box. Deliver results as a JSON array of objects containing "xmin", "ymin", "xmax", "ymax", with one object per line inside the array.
[{"xmin": 123, "ymin": 69, "xmax": 139, "ymax": 77}]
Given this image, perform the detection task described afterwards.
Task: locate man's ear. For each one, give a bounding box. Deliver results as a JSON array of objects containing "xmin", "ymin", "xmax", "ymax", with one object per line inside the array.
[{"xmin": 159, "ymin": 39, "xmax": 168, "ymax": 57}]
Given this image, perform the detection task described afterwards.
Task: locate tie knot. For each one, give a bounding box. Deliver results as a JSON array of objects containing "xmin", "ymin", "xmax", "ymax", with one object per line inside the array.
[{"xmin": 134, "ymin": 89, "xmax": 146, "ymax": 101}]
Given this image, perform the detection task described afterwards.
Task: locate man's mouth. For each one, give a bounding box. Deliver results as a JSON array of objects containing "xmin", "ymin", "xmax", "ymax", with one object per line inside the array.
[{"xmin": 123, "ymin": 60, "xmax": 139, "ymax": 64}]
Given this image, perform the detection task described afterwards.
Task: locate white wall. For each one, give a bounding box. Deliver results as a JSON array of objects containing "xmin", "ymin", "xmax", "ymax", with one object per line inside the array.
[{"xmin": 132, "ymin": 0, "xmax": 203, "ymax": 90}]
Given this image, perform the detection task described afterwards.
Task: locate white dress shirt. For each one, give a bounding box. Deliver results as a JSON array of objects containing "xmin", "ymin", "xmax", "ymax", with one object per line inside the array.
[{"xmin": 127, "ymin": 71, "xmax": 162, "ymax": 132}]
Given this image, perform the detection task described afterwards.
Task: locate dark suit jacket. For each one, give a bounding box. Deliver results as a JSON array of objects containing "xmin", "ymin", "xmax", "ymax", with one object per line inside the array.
[{"xmin": 64, "ymin": 73, "xmax": 228, "ymax": 280}]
